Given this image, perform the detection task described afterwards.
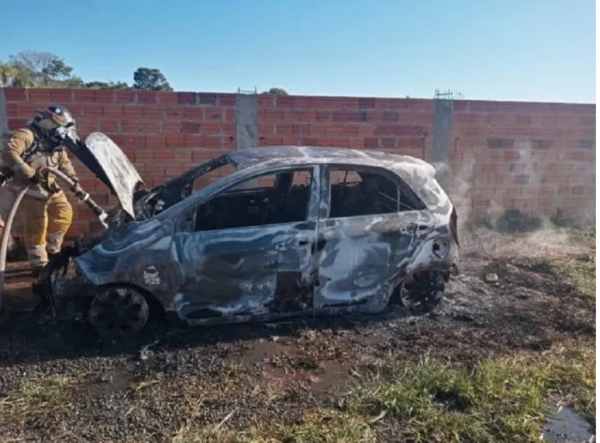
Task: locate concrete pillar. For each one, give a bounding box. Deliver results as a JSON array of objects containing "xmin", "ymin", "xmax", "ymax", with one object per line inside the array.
[
  {"xmin": 234, "ymin": 93, "xmax": 258, "ymax": 151},
  {"xmin": 431, "ymin": 97, "xmax": 454, "ymax": 189},
  {"xmin": 234, "ymin": 92, "xmax": 258, "ymax": 188}
]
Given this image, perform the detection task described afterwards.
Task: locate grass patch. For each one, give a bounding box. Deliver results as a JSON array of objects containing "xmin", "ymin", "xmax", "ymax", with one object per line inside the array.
[
  {"xmin": 173, "ymin": 409, "xmax": 375, "ymax": 443},
  {"xmin": 165, "ymin": 343, "xmax": 595, "ymax": 443},
  {"xmin": 341, "ymin": 342, "xmax": 595, "ymax": 443},
  {"xmin": 551, "ymin": 253, "xmax": 596, "ymax": 298},
  {"xmin": 0, "ymin": 376, "xmax": 74, "ymax": 430}
]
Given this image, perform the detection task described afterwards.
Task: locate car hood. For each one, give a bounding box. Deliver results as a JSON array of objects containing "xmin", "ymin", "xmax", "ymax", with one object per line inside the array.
[{"xmin": 70, "ymin": 132, "xmax": 144, "ymax": 220}]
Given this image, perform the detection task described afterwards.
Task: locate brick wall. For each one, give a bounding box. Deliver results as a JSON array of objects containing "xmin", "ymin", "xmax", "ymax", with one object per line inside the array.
[{"xmin": 0, "ymin": 87, "xmax": 595, "ymax": 238}]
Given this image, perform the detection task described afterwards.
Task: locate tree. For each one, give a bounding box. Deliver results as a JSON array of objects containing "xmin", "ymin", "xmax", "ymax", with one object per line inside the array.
[
  {"xmin": 40, "ymin": 57, "xmax": 73, "ymax": 83},
  {"xmin": 267, "ymin": 87, "xmax": 288, "ymax": 95},
  {"xmin": 62, "ymin": 76, "xmax": 86, "ymax": 88},
  {"xmin": 6, "ymin": 50, "xmax": 78, "ymax": 87},
  {"xmin": 132, "ymin": 67, "xmax": 172, "ymax": 91},
  {"xmin": 108, "ymin": 81, "xmax": 130, "ymax": 90},
  {"xmin": 85, "ymin": 80, "xmax": 130, "ymax": 89},
  {"xmin": 0, "ymin": 63, "xmax": 31, "ymax": 87}
]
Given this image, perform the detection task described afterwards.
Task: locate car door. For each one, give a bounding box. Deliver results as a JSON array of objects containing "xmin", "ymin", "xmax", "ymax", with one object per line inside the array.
[
  {"xmin": 313, "ymin": 164, "xmax": 423, "ymax": 309},
  {"xmin": 171, "ymin": 165, "xmax": 320, "ymax": 323}
]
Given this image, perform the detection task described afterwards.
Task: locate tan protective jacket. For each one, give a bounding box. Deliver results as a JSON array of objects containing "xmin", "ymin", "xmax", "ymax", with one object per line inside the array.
[{"xmin": 2, "ymin": 128, "xmax": 78, "ymax": 195}]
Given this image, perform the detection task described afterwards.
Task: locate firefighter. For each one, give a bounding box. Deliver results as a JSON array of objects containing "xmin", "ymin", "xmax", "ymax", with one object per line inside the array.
[{"xmin": 1, "ymin": 104, "xmax": 80, "ymax": 276}]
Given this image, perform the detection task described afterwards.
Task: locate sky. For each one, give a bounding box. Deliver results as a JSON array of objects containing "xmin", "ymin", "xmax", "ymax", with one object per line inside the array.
[{"xmin": 1, "ymin": 0, "xmax": 596, "ymax": 103}]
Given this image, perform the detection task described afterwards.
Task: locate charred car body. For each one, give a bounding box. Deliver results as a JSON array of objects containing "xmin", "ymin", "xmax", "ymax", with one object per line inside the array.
[{"xmin": 37, "ymin": 133, "xmax": 460, "ymax": 336}]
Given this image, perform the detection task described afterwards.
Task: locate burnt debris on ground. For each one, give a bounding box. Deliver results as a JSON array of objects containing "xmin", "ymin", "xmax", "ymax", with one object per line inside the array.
[{"xmin": 0, "ymin": 226, "xmax": 595, "ymax": 443}]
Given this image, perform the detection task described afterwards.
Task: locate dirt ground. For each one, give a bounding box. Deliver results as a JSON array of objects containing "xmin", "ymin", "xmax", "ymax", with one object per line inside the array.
[{"xmin": 0, "ymin": 226, "xmax": 595, "ymax": 443}]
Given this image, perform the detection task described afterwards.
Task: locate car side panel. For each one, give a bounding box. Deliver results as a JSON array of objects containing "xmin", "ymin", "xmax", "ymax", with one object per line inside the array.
[{"xmin": 168, "ymin": 165, "xmax": 322, "ymax": 323}]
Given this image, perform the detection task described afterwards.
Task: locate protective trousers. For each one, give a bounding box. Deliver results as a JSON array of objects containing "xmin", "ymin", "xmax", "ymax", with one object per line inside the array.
[{"xmin": 20, "ymin": 191, "xmax": 73, "ymax": 268}]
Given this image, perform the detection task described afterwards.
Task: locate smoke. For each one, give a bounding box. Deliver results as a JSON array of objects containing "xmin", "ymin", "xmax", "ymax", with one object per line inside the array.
[
  {"xmin": 462, "ymin": 222, "xmax": 587, "ymax": 259},
  {"xmin": 433, "ymin": 158, "xmax": 475, "ymax": 237},
  {"xmin": 433, "ymin": 141, "xmax": 592, "ymax": 260}
]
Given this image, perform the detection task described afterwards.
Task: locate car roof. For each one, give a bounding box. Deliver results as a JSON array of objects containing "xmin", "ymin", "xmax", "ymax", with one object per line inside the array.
[{"xmin": 227, "ymin": 145, "xmax": 431, "ymax": 171}]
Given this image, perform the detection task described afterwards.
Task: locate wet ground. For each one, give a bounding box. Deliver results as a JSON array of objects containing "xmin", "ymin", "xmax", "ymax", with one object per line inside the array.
[{"xmin": 0, "ymin": 228, "xmax": 595, "ymax": 442}]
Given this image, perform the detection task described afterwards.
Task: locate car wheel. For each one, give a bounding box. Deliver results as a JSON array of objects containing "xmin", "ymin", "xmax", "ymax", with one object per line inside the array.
[
  {"xmin": 399, "ymin": 270, "xmax": 446, "ymax": 315},
  {"xmin": 88, "ymin": 286, "xmax": 150, "ymax": 336}
]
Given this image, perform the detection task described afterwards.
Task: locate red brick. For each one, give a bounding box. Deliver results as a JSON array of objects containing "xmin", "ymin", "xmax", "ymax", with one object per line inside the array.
[
  {"xmin": 158, "ymin": 91, "xmax": 178, "ymax": 105},
  {"xmin": 78, "ymin": 120, "xmax": 99, "ymax": 134},
  {"xmin": 336, "ymin": 97, "xmax": 361, "ymax": 109},
  {"xmin": 118, "ymin": 135, "xmax": 145, "ymax": 149},
  {"xmin": 165, "ymin": 164, "xmax": 188, "ymax": 176},
  {"xmin": 99, "ymin": 119, "xmax": 120, "ymax": 133},
  {"xmin": 219, "ymin": 94, "xmax": 237, "ymax": 107},
  {"xmin": 114, "ymin": 90, "xmax": 136, "ymax": 104},
  {"xmin": 348, "ymin": 137, "xmax": 365, "ymax": 149},
  {"xmin": 103, "ymin": 105, "xmax": 123, "ymax": 117},
  {"xmin": 155, "ymin": 150, "xmax": 175, "ymax": 162},
  {"xmin": 184, "ymin": 135, "xmax": 205, "ymax": 148},
  {"xmin": 16, "ymin": 103, "xmax": 38, "ymax": 118},
  {"xmin": 198, "ymin": 93, "xmax": 218, "ymax": 106},
  {"xmin": 8, "ymin": 118, "xmax": 28, "ymax": 129},
  {"xmin": 162, "ymin": 121, "xmax": 181, "ymax": 134},
  {"xmin": 274, "ymin": 95, "xmax": 293, "ymax": 108},
  {"xmin": 374, "ymin": 125, "xmax": 425, "ymax": 137},
  {"xmin": 311, "ymin": 110, "xmax": 331, "ymax": 123},
  {"xmin": 389, "ymin": 98, "xmax": 432, "ymax": 112},
  {"xmin": 262, "ymin": 108, "xmax": 283, "ymax": 123},
  {"xmin": 398, "ymin": 138, "xmax": 426, "ymax": 149},
  {"xmin": 173, "ymin": 149, "xmax": 193, "ymax": 163},
  {"xmin": 122, "ymin": 106, "xmax": 144, "ymax": 118},
  {"xmin": 192, "ymin": 148, "xmax": 213, "ymax": 162},
  {"xmin": 257, "ymin": 94, "xmax": 275, "ymax": 108},
  {"xmin": 308, "ymin": 124, "xmax": 328, "ymax": 136},
  {"xmin": 80, "ymin": 104, "xmax": 104, "ymax": 118},
  {"xmin": 163, "ymin": 106, "xmax": 183, "ymax": 119},
  {"xmin": 72, "ymin": 89, "xmax": 95, "ymax": 103},
  {"xmin": 204, "ymin": 107, "xmax": 225, "ymax": 121},
  {"xmin": 177, "ymin": 92, "xmax": 197, "ymax": 105},
  {"xmin": 143, "ymin": 106, "xmax": 163, "ymax": 119},
  {"xmin": 134, "ymin": 150, "xmax": 153, "ymax": 162},
  {"xmin": 136, "ymin": 91, "xmax": 158, "ymax": 104},
  {"xmin": 5, "ymin": 102, "xmax": 17, "ymax": 116},
  {"xmin": 182, "ymin": 108, "xmax": 203, "ymax": 120},
  {"xmin": 3, "ymin": 88, "xmax": 27, "ymax": 102},
  {"xmin": 181, "ymin": 122, "xmax": 201, "ymax": 133},
  {"xmin": 93, "ymin": 89, "xmax": 113, "ymax": 103},
  {"xmin": 146, "ymin": 135, "xmax": 166, "ymax": 148},
  {"xmin": 487, "ymin": 138, "xmax": 515, "ymax": 149},
  {"xmin": 358, "ymin": 97, "xmax": 377, "ymax": 109},
  {"xmin": 504, "ymin": 150, "xmax": 520, "ymax": 161},
  {"xmin": 165, "ymin": 135, "xmax": 185, "ymax": 148},
  {"xmin": 48, "ymin": 88, "xmax": 73, "ymax": 103},
  {"xmin": 145, "ymin": 163, "xmax": 166, "ymax": 177},
  {"xmin": 293, "ymin": 96, "xmax": 312, "ymax": 109},
  {"xmin": 121, "ymin": 120, "xmax": 160, "ymax": 134},
  {"xmin": 333, "ymin": 110, "xmax": 367, "ymax": 123}
]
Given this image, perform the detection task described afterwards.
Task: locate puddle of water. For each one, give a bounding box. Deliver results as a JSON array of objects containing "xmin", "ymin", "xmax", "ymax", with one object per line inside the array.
[
  {"xmin": 307, "ymin": 361, "xmax": 346, "ymax": 393},
  {"xmin": 78, "ymin": 366, "xmax": 135, "ymax": 398},
  {"xmin": 262, "ymin": 360, "xmax": 347, "ymax": 394},
  {"xmin": 238, "ymin": 339, "xmax": 288, "ymax": 365},
  {"xmin": 543, "ymin": 406, "xmax": 595, "ymax": 443}
]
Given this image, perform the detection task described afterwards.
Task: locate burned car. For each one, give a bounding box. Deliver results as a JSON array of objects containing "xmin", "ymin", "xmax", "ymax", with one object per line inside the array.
[{"xmin": 38, "ymin": 133, "xmax": 459, "ymax": 336}]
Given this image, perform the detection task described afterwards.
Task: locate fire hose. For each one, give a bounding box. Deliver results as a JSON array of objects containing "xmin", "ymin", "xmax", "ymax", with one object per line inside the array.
[{"xmin": 0, "ymin": 167, "xmax": 109, "ymax": 314}]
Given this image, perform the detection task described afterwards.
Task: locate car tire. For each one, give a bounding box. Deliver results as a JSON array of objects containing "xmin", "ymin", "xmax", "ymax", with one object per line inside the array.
[
  {"xmin": 88, "ymin": 285, "xmax": 150, "ymax": 337},
  {"xmin": 399, "ymin": 270, "xmax": 446, "ymax": 316}
]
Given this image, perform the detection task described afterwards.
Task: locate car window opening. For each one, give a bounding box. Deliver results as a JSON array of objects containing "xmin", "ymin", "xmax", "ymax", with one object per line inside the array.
[
  {"xmin": 193, "ymin": 169, "xmax": 313, "ymax": 232},
  {"xmin": 329, "ymin": 168, "xmax": 423, "ymax": 218}
]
